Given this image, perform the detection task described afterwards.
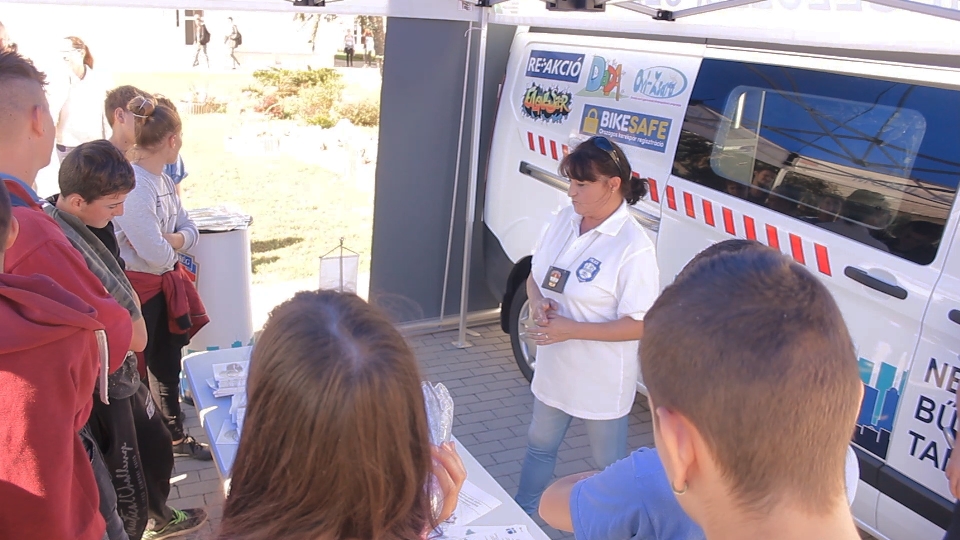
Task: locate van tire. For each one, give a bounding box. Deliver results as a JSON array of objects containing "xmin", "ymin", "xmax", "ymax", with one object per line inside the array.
[{"xmin": 508, "ymin": 284, "xmax": 536, "ymax": 383}]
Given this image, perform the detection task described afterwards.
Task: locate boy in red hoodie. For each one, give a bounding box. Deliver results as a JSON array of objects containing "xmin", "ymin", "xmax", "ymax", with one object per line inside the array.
[
  {"xmin": 0, "ymin": 179, "xmax": 118, "ymax": 540},
  {"xmin": 0, "ymin": 49, "xmax": 133, "ymax": 540}
]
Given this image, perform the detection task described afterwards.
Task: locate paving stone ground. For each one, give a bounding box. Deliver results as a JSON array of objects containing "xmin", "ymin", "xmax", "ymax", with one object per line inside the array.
[{"xmin": 168, "ymin": 322, "xmax": 875, "ymax": 540}]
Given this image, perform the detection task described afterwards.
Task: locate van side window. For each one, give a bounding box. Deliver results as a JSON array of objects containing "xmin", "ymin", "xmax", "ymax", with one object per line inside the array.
[{"xmin": 672, "ymin": 59, "xmax": 960, "ymax": 265}]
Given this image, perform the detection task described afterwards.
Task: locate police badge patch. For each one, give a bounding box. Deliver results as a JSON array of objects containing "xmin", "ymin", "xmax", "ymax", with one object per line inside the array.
[{"xmin": 577, "ymin": 257, "xmax": 601, "ymax": 282}]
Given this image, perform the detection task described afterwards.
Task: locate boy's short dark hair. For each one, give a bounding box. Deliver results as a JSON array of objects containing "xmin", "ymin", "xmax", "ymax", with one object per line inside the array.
[
  {"xmin": 641, "ymin": 240, "xmax": 860, "ymax": 514},
  {"xmin": 0, "ymin": 48, "xmax": 44, "ymax": 86},
  {"xmin": 104, "ymin": 85, "xmax": 150, "ymax": 128},
  {"xmin": 0, "ymin": 179, "xmax": 10, "ymax": 253},
  {"xmin": 58, "ymin": 140, "xmax": 136, "ymax": 203}
]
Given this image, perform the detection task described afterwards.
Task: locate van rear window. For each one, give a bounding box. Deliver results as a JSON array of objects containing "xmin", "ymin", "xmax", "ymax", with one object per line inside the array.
[{"xmin": 672, "ymin": 59, "xmax": 960, "ymax": 265}]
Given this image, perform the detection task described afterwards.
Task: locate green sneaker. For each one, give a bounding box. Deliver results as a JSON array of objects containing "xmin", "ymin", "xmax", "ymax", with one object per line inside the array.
[{"xmin": 142, "ymin": 508, "xmax": 207, "ymax": 539}]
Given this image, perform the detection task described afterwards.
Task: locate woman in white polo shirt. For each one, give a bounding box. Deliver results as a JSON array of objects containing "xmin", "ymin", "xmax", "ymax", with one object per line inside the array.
[
  {"xmin": 514, "ymin": 136, "xmax": 660, "ymax": 515},
  {"xmin": 55, "ymin": 37, "xmax": 110, "ymax": 161}
]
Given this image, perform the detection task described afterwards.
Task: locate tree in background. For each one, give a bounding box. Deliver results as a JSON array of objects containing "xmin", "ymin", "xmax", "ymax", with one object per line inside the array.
[
  {"xmin": 295, "ymin": 12, "xmax": 338, "ymax": 52},
  {"xmin": 356, "ymin": 16, "xmax": 385, "ymax": 57}
]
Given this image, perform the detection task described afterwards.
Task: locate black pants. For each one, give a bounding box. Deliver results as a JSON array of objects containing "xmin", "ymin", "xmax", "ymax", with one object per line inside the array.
[
  {"xmin": 141, "ymin": 293, "xmax": 185, "ymax": 442},
  {"xmin": 89, "ymin": 394, "xmax": 148, "ymax": 538},
  {"xmin": 89, "ymin": 383, "xmax": 174, "ymax": 538},
  {"xmin": 345, "ymin": 47, "xmax": 354, "ymax": 66},
  {"xmin": 130, "ymin": 383, "xmax": 174, "ymax": 526}
]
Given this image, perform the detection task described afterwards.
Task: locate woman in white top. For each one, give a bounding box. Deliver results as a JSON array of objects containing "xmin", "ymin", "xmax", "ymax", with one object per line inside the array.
[
  {"xmin": 55, "ymin": 37, "xmax": 109, "ymax": 161},
  {"xmin": 112, "ymin": 96, "xmax": 209, "ymax": 461},
  {"xmin": 514, "ymin": 136, "xmax": 660, "ymax": 515}
]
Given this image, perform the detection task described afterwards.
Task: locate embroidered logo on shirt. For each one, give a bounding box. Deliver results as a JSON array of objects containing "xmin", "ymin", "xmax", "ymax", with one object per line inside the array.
[{"xmin": 576, "ymin": 257, "xmax": 602, "ymax": 282}]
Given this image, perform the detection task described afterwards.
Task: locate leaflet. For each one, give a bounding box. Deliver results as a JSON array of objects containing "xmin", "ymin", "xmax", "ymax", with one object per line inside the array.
[
  {"xmin": 216, "ymin": 421, "xmax": 241, "ymax": 445},
  {"xmin": 449, "ymin": 480, "xmax": 502, "ymax": 526},
  {"xmin": 441, "ymin": 525, "xmax": 535, "ymax": 540}
]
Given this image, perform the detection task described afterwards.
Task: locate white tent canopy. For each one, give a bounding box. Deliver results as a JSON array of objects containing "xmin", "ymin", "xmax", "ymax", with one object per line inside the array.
[
  {"xmin": 6, "ymin": 0, "xmax": 960, "ymax": 62},
  {"xmin": 8, "ymin": 0, "xmax": 960, "ymax": 56},
  {"xmin": 490, "ymin": 0, "xmax": 960, "ymax": 57},
  {"xmin": 6, "ymin": 0, "xmax": 957, "ymax": 337}
]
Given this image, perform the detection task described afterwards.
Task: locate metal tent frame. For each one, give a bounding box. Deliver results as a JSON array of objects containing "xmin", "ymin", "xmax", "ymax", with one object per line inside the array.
[{"xmin": 8, "ymin": 0, "xmax": 959, "ymax": 340}]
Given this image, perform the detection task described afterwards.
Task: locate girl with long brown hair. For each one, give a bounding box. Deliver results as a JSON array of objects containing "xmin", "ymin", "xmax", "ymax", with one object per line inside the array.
[{"xmin": 219, "ymin": 290, "xmax": 466, "ymax": 540}]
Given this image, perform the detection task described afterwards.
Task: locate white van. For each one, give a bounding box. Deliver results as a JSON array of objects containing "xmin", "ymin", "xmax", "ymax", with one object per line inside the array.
[{"xmin": 481, "ymin": 31, "xmax": 960, "ymax": 539}]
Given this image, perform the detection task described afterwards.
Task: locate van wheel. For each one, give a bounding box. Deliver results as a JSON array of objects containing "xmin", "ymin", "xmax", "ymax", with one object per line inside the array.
[{"xmin": 508, "ymin": 285, "xmax": 537, "ymax": 383}]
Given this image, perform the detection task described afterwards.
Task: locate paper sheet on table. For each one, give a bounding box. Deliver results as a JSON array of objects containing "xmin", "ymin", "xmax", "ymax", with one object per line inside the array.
[
  {"xmin": 450, "ymin": 480, "xmax": 502, "ymax": 526},
  {"xmin": 441, "ymin": 525, "xmax": 535, "ymax": 540},
  {"xmin": 216, "ymin": 421, "xmax": 241, "ymax": 445}
]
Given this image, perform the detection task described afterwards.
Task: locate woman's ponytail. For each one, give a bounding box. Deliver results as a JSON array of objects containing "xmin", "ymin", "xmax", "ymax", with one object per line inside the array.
[{"xmin": 623, "ymin": 174, "xmax": 648, "ymax": 205}]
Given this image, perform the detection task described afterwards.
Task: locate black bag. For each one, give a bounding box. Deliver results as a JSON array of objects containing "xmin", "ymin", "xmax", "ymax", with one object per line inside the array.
[
  {"xmin": 199, "ymin": 25, "xmax": 211, "ymax": 45},
  {"xmin": 235, "ymin": 29, "xmax": 243, "ymax": 47}
]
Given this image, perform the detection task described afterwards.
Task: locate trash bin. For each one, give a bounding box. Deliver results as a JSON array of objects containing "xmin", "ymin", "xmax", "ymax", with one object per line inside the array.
[{"xmin": 183, "ymin": 207, "xmax": 254, "ymax": 354}]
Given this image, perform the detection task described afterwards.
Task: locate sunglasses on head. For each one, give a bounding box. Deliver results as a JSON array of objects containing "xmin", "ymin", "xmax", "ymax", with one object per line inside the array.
[{"xmin": 586, "ymin": 136, "xmax": 627, "ymax": 180}]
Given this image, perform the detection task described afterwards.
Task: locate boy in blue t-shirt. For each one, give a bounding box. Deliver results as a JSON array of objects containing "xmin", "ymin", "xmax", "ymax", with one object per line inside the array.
[
  {"xmin": 542, "ymin": 447, "xmax": 705, "ymax": 540},
  {"xmin": 163, "ymin": 154, "xmax": 187, "ymax": 198}
]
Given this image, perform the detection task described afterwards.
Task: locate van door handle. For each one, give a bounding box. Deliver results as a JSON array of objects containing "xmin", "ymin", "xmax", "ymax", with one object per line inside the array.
[
  {"xmin": 843, "ymin": 266, "xmax": 908, "ymax": 300},
  {"xmin": 950, "ymin": 310, "xmax": 960, "ymax": 325}
]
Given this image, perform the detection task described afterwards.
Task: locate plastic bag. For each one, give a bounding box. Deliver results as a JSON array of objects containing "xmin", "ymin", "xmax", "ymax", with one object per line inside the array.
[
  {"xmin": 422, "ymin": 381, "xmax": 455, "ymax": 520},
  {"xmin": 423, "ymin": 381, "xmax": 454, "ymax": 446}
]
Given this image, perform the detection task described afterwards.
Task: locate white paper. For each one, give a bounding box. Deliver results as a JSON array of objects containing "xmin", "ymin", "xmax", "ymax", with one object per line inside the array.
[
  {"xmin": 216, "ymin": 421, "xmax": 241, "ymax": 445},
  {"xmin": 230, "ymin": 392, "xmax": 248, "ymax": 414},
  {"xmin": 212, "ymin": 361, "xmax": 249, "ymax": 388},
  {"xmin": 235, "ymin": 408, "xmax": 246, "ymax": 437},
  {"xmin": 213, "ymin": 386, "xmax": 246, "ymax": 398},
  {"xmin": 441, "ymin": 525, "xmax": 534, "ymax": 540},
  {"xmin": 449, "ymin": 480, "xmax": 502, "ymax": 526}
]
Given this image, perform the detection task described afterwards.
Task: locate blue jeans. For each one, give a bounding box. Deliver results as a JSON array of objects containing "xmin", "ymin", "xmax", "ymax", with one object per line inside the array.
[{"xmin": 514, "ymin": 398, "xmax": 629, "ymax": 515}]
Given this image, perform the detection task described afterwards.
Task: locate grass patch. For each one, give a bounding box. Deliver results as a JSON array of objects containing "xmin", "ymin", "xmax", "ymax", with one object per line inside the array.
[
  {"xmin": 116, "ymin": 71, "xmax": 375, "ymax": 286},
  {"xmin": 181, "ymin": 114, "xmax": 373, "ymax": 285}
]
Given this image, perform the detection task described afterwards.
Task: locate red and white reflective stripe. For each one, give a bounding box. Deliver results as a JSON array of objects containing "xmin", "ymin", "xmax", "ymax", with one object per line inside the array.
[
  {"xmin": 683, "ymin": 192, "xmax": 695, "ymax": 219},
  {"xmin": 527, "ymin": 131, "xmax": 563, "ymax": 162},
  {"xmin": 524, "ymin": 131, "xmax": 660, "ymax": 203},
  {"xmin": 743, "ymin": 215, "xmax": 757, "ymax": 241},
  {"xmin": 765, "ymin": 224, "xmax": 780, "ymax": 249},
  {"xmin": 665, "ymin": 187, "xmax": 834, "ymax": 277},
  {"xmin": 647, "ymin": 178, "xmax": 660, "ymax": 203}
]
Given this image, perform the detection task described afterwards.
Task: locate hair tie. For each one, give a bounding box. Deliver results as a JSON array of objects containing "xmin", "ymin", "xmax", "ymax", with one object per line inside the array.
[{"xmin": 131, "ymin": 95, "xmax": 152, "ymax": 118}]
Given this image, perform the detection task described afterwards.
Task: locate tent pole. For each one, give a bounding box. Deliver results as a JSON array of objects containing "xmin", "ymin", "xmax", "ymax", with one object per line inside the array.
[
  {"xmin": 440, "ymin": 21, "xmax": 476, "ymax": 328},
  {"xmin": 864, "ymin": 0, "xmax": 960, "ymax": 22},
  {"xmin": 453, "ymin": 6, "xmax": 489, "ymax": 349},
  {"xmin": 671, "ymin": 0, "xmax": 770, "ymax": 19}
]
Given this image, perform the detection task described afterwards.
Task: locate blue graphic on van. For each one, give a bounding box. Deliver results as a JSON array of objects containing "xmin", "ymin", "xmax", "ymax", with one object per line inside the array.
[
  {"xmin": 526, "ymin": 50, "xmax": 585, "ymax": 83},
  {"xmin": 854, "ymin": 357, "xmax": 907, "ymax": 460},
  {"xmin": 579, "ymin": 105, "xmax": 671, "ymax": 153},
  {"xmin": 633, "ymin": 66, "xmax": 688, "ymax": 100}
]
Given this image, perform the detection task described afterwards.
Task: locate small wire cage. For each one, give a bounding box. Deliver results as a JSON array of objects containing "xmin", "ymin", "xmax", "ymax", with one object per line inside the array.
[{"xmin": 319, "ymin": 237, "xmax": 359, "ymax": 293}]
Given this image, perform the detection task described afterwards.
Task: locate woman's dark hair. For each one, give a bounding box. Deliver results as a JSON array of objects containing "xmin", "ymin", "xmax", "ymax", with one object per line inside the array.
[
  {"xmin": 218, "ymin": 290, "xmax": 436, "ymax": 540},
  {"xmin": 65, "ymin": 36, "xmax": 93, "ymax": 69},
  {"xmin": 559, "ymin": 137, "xmax": 648, "ymax": 205},
  {"xmin": 126, "ymin": 96, "xmax": 181, "ymax": 151}
]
